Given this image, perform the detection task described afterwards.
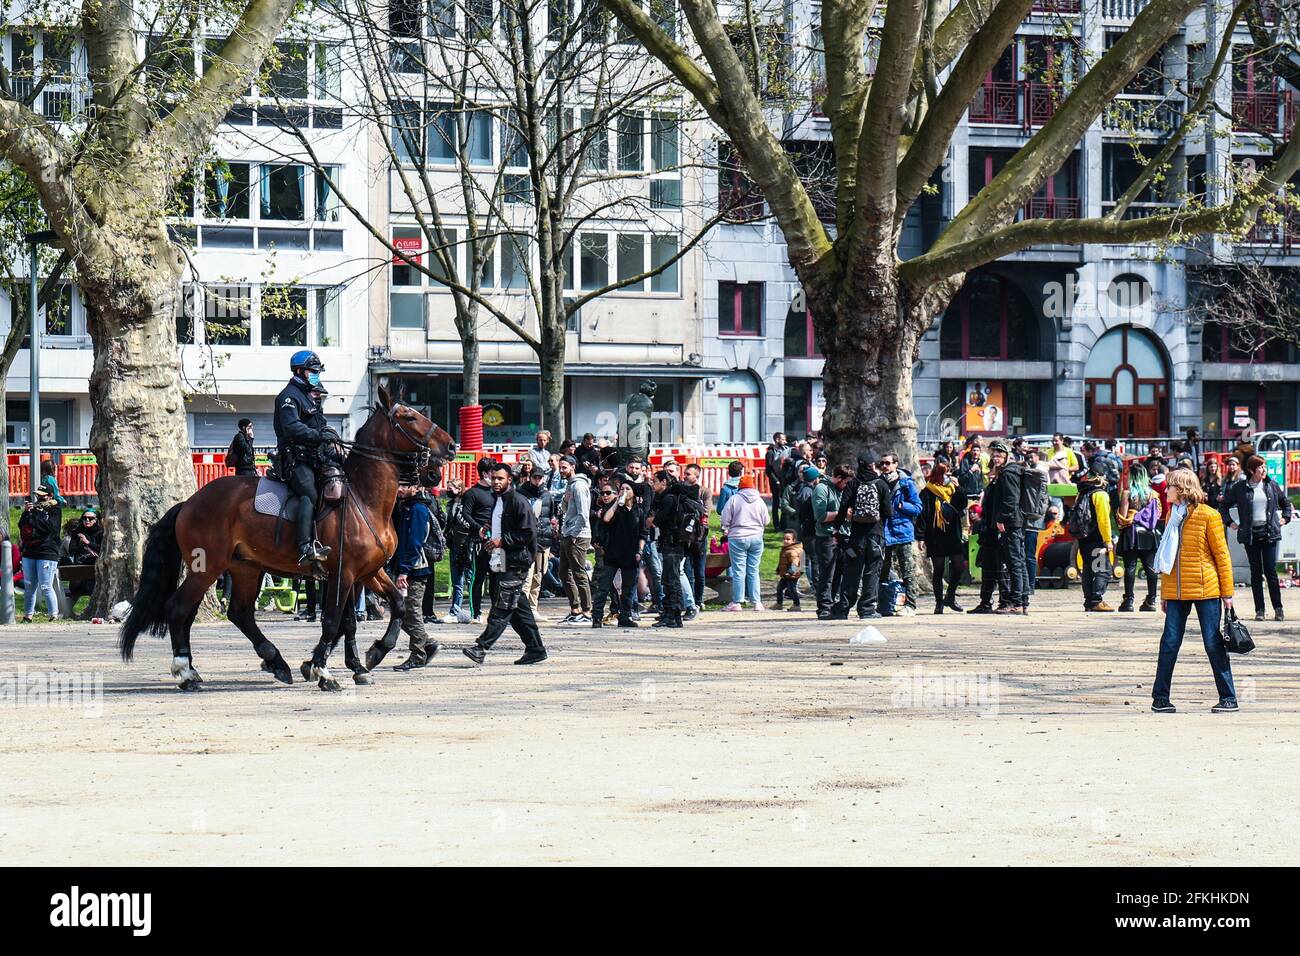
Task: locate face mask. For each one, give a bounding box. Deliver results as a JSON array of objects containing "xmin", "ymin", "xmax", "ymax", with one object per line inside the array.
[{"xmin": 305, "ymin": 371, "xmax": 322, "ymax": 388}]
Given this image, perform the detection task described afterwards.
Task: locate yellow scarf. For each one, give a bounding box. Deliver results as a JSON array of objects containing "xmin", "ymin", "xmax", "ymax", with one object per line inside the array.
[{"xmin": 926, "ymin": 481, "xmax": 954, "ymax": 530}]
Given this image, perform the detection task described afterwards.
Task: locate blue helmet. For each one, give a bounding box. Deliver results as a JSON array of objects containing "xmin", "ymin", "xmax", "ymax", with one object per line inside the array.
[{"xmin": 290, "ymin": 350, "xmax": 324, "ymax": 374}]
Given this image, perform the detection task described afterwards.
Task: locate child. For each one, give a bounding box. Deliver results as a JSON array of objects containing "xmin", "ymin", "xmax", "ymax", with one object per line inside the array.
[{"xmin": 775, "ymin": 530, "xmax": 804, "ymax": 611}]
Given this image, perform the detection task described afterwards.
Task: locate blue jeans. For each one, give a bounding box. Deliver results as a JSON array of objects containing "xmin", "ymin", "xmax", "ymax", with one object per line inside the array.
[
  {"xmin": 1153, "ymin": 598, "xmax": 1236, "ymax": 704},
  {"xmin": 22, "ymin": 558, "xmax": 58, "ymax": 617},
  {"xmin": 448, "ymin": 551, "xmax": 472, "ymax": 616},
  {"xmin": 1023, "ymin": 530, "xmax": 1039, "ymax": 603},
  {"xmin": 728, "ymin": 536, "xmax": 764, "ymax": 605},
  {"xmin": 643, "ymin": 539, "xmax": 664, "ymax": 606}
]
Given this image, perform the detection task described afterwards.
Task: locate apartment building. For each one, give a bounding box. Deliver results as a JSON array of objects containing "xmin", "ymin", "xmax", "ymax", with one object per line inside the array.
[
  {"xmin": 698, "ymin": 0, "xmax": 1300, "ymax": 445},
  {"xmin": 366, "ymin": 1, "xmax": 712, "ymax": 445},
  {"xmin": 1, "ymin": 14, "xmax": 373, "ymax": 449}
]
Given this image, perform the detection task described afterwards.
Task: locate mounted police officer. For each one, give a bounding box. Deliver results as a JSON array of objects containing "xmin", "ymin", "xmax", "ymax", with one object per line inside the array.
[{"xmin": 275, "ymin": 350, "xmax": 340, "ymax": 570}]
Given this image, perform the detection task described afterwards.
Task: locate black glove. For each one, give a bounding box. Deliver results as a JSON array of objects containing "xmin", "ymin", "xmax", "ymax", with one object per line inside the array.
[{"xmin": 319, "ymin": 426, "xmax": 341, "ymax": 443}]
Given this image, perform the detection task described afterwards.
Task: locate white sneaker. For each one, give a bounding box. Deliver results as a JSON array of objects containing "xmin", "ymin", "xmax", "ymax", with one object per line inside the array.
[
  {"xmin": 723, "ymin": 602, "xmax": 742, "ymax": 612},
  {"xmin": 753, "ymin": 602, "xmax": 766, "ymax": 612},
  {"xmin": 574, "ymin": 614, "xmax": 592, "ymax": 625}
]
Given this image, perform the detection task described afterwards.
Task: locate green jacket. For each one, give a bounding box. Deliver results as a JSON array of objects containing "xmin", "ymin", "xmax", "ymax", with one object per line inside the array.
[{"xmin": 812, "ymin": 480, "xmax": 841, "ymax": 537}]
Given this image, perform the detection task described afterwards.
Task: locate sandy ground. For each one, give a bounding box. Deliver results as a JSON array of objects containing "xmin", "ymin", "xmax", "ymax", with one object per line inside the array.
[{"xmin": 2, "ymin": 585, "xmax": 1298, "ymax": 866}]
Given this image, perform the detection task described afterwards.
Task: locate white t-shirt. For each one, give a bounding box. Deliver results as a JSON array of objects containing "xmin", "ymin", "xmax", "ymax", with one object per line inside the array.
[{"xmin": 489, "ymin": 497, "xmax": 506, "ymax": 571}]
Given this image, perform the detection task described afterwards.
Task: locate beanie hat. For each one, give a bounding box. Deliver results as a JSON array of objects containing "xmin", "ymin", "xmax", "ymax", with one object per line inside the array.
[
  {"xmin": 802, "ymin": 465, "xmax": 821, "ymax": 481},
  {"xmin": 988, "ymin": 439, "xmax": 1011, "ymax": 455},
  {"xmin": 738, "ymin": 474, "xmax": 756, "ymax": 490}
]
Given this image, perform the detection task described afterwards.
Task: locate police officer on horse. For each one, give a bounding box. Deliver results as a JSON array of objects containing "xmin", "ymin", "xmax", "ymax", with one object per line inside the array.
[{"xmin": 275, "ymin": 350, "xmax": 340, "ymax": 572}]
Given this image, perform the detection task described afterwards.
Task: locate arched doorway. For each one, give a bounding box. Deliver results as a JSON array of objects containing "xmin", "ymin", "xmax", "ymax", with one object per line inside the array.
[
  {"xmin": 1084, "ymin": 325, "xmax": 1169, "ymax": 437},
  {"xmin": 717, "ymin": 371, "xmax": 761, "ymax": 442}
]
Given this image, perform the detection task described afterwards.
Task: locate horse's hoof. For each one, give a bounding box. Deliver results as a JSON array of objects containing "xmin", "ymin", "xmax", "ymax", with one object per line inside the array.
[
  {"xmin": 364, "ymin": 645, "xmax": 386, "ymax": 671},
  {"xmin": 318, "ymin": 678, "xmax": 342, "ymax": 692},
  {"xmin": 300, "ymin": 661, "xmax": 314, "ymax": 682},
  {"xmin": 179, "ymin": 679, "xmax": 202, "ymax": 692},
  {"xmin": 270, "ymin": 664, "xmax": 293, "ymax": 685},
  {"xmin": 352, "ymin": 670, "xmax": 373, "ymax": 686}
]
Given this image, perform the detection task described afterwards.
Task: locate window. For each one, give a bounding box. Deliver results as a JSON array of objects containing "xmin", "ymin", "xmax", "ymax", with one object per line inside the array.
[
  {"xmin": 940, "ymin": 273, "xmax": 1040, "ymax": 361},
  {"xmin": 719, "ymin": 281, "xmax": 763, "ymax": 335},
  {"xmin": 549, "ymin": 0, "xmax": 574, "ymax": 39},
  {"xmin": 719, "ymin": 141, "xmax": 763, "ymax": 221},
  {"xmin": 581, "ymin": 108, "xmax": 608, "ymax": 170},
  {"xmin": 315, "ymin": 167, "xmax": 340, "ymax": 221},
  {"xmin": 503, "ymin": 110, "xmax": 528, "ymax": 166},
  {"xmin": 501, "ymin": 236, "xmax": 530, "ymax": 290},
  {"xmin": 616, "ymin": 234, "xmax": 645, "ymax": 289},
  {"xmin": 265, "ymin": 42, "xmax": 309, "ymax": 99},
  {"xmin": 314, "ymin": 43, "xmax": 340, "ymax": 99},
  {"xmin": 1103, "ymin": 143, "xmax": 1163, "ymax": 204},
  {"xmin": 467, "ymin": 0, "xmax": 495, "ymax": 36},
  {"xmin": 204, "ymin": 285, "xmax": 252, "ymax": 345},
  {"xmin": 650, "ymin": 235, "xmax": 678, "ymax": 292},
  {"xmin": 580, "ymin": 233, "xmax": 608, "ymax": 290},
  {"xmin": 203, "ymin": 161, "xmax": 251, "ymax": 219},
  {"xmin": 784, "ymin": 305, "xmax": 821, "ymax": 358},
  {"xmin": 261, "ymin": 286, "xmax": 307, "ymax": 347},
  {"xmin": 504, "ymin": 174, "xmax": 532, "ymax": 204},
  {"xmin": 428, "ymin": 229, "xmax": 459, "ymax": 283},
  {"xmin": 44, "ymin": 284, "xmax": 73, "ymax": 336},
  {"xmin": 431, "ymin": 0, "xmax": 457, "ymax": 36},
  {"xmin": 316, "ymin": 287, "xmax": 341, "ymax": 346},
  {"xmin": 391, "ymin": 100, "xmax": 421, "ymax": 164},
  {"xmin": 175, "ymin": 285, "xmax": 196, "ymax": 344},
  {"xmin": 651, "ymin": 179, "xmax": 681, "ymax": 208},
  {"xmin": 428, "ymin": 103, "xmax": 458, "ymax": 161},
  {"xmin": 392, "ymin": 227, "xmax": 424, "ymax": 286},
  {"xmin": 466, "ymin": 110, "xmax": 492, "ymax": 165},
  {"xmin": 717, "ymin": 370, "xmax": 760, "ymax": 442},
  {"xmin": 617, "ymin": 112, "xmax": 644, "ymax": 171},
  {"xmin": 390, "ymin": 0, "xmax": 423, "ymax": 36},
  {"xmin": 261, "ymin": 164, "xmax": 305, "ymax": 220},
  {"xmin": 651, "ymin": 113, "xmax": 678, "ymax": 170},
  {"xmin": 650, "ymin": 0, "xmax": 677, "ymax": 41}
]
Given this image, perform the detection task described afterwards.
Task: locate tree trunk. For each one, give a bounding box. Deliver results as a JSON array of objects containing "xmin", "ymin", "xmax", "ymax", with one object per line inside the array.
[
  {"xmin": 0, "ymin": 397, "xmax": 8, "ymax": 511},
  {"xmin": 460, "ymin": 324, "xmax": 480, "ymax": 408},
  {"xmin": 538, "ymin": 325, "xmax": 566, "ymax": 438},
  {"xmin": 80, "ymin": 232, "xmax": 197, "ymax": 615}
]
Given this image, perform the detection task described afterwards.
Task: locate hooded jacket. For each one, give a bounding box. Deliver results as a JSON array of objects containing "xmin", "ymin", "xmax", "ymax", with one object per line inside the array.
[
  {"xmin": 518, "ymin": 481, "xmax": 557, "ymax": 552},
  {"xmin": 883, "ymin": 471, "xmax": 923, "ymax": 545},
  {"xmin": 720, "ymin": 486, "xmax": 770, "ymax": 540},
  {"xmin": 715, "ymin": 475, "xmax": 742, "ymax": 516},
  {"xmin": 560, "ymin": 472, "xmax": 592, "ymax": 538}
]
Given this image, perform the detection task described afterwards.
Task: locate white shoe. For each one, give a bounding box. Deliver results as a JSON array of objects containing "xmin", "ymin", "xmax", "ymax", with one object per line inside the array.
[
  {"xmin": 753, "ymin": 602, "xmax": 765, "ymax": 612},
  {"xmin": 723, "ymin": 602, "xmax": 742, "ymax": 612},
  {"xmin": 897, "ymin": 605, "xmax": 916, "ymax": 617}
]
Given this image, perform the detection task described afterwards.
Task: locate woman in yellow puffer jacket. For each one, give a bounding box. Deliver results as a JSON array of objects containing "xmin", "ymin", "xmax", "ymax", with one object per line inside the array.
[{"xmin": 1150, "ymin": 468, "xmax": 1237, "ymax": 714}]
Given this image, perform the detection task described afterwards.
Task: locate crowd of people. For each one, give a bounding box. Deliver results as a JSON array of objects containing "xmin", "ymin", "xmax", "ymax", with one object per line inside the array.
[{"xmin": 12, "ymin": 458, "xmax": 103, "ymax": 622}]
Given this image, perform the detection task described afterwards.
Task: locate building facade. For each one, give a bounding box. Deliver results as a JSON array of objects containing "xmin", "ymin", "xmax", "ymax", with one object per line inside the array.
[{"xmin": 697, "ymin": 0, "xmax": 1300, "ymax": 447}]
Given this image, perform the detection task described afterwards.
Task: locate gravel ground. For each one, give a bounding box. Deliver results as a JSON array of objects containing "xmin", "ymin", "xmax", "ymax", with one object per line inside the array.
[{"xmin": 2, "ymin": 587, "xmax": 1298, "ymax": 865}]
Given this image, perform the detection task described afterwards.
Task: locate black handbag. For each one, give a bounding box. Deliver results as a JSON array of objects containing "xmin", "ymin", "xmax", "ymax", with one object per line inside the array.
[{"xmin": 1222, "ymin": 604, "xmax": 1255, "ymax": 655}]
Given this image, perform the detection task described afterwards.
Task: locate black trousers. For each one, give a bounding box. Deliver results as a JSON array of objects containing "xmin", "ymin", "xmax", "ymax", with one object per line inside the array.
[
  {"xmin": 813, "ymin": 536, "xmax": 839, "ymax": 615},
  {"xmin": 661, "ymin": 549, "xmax": 685, "ymax": 622},
  {"xmin": 469, "ymin": 547, "xmax": 489, "ymax": 618},
  {"xmin": 978, "ymin": 536, "xmax": 1013, "ymax": 608},
  {"xmin": 593, "ymin": 559, "xmax": 637, "ymax": 622},
  {"xmin": 1120, "ymin": 549, "xmax": 1157, "ymax": 603},
  {"xmin": 834, "ymin": 534, "xmax": 884, "ymax": 616},
  {"xmin": 1245, "ymin": 537, "xmax": 1282, "ymax": 613},
  {"xmin": 477, "ymin": 570, "xmax": 544, "ymax": 652},
  {"xmin": 1000, "ymin": 527, "xmax": 1028, "ymax": 607},
  {"xmin": 1079, "ymin": 540, "xmax": 1111, "ymax": 607},
  {"xmin": 769, "ymin": 480, "xmax": 783, "ymax": 527},
  {"xmin": 289, "ymin": 463, "xmax": 317, "ymax": 549}
]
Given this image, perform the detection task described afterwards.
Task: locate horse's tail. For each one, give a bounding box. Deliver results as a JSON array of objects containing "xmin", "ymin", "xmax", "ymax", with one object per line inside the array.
[{"xmin": 119, "ymin": 503, "xmax": 185, "ymax": 662}]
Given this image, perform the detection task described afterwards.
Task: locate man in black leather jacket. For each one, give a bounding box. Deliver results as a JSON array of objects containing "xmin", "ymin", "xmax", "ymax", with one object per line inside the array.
[{"xmin": 463, "ymin": 463, "xmax": 548, "ymax": 665}]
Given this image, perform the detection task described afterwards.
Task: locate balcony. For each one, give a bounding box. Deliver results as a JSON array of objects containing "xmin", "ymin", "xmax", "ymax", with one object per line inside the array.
[
  {"xmin": 1232, "ymin": 90, "xmax": 1295, "ymax": 136},
  {"xmin": 1024, "ymin": 197, "xmax": 1079, "ymax": 219},
  {"xmin": 1103, "ymin": 94, "xmax": 1184, "ymax": 135},
  {"xmin": 969, "ymin": 80, "xmax": 1062, "ymax": 128},
  {"xmin": 1102, "ymin": 0, "xmax": 1151, "ymax": 18},
  {"xmin": 1100, "ymin": 201, "xmax": 1180, "ymax": 221},
  {"xmin": 1032, "ymin": 0, "xmax": 1080, "ymax": 12},
  {"xmin": 1243, "ymin": 204, "xmax": 1300, "ymax": 250}
]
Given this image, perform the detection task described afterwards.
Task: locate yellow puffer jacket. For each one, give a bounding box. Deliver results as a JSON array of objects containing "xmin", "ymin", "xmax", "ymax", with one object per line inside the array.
[{"xmin": 1161, "ymin": 503, "xmax": 1234, "ymax": 601}]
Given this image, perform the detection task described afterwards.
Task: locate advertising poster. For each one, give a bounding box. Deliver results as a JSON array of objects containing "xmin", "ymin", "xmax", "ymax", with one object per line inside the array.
[{"xmin": 964, "ymin": 380, "xmax": 1005, "ymax": 435}]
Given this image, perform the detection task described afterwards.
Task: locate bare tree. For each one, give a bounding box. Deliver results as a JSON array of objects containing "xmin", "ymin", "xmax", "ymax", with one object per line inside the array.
[
  {"xmin": 281, "ymin": 0, "xmax": 725, "ymax": 432},
  {"xmin": 0, "ymin": 0, "xmax": 300, "ymax": 610},
  {"xmin": 603, "ymin": 0, "xmax": 1300, "ymax": 466}
]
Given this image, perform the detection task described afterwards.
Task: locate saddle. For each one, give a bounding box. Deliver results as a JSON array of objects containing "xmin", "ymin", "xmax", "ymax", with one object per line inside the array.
[{"xmin": 253, "ymin": 474, "xmax": 344, "ymax": 549}]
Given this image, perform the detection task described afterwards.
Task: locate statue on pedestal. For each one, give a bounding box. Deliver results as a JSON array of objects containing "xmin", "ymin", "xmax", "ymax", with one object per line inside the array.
[{"xmin": 622, "ymin": 380, "xmax": 657, "ymax": 462}]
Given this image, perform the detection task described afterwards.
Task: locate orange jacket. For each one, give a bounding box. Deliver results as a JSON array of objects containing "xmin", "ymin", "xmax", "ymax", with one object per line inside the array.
[{"xmin": 1160, "ymin": 503, "xmax": 1234, "ymax": 601}]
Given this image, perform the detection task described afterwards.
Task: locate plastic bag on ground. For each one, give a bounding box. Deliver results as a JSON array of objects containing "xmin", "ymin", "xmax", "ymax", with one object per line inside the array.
[{"xmin": 850, "ymin": 625, "xmax": 887, "ymax": 644}]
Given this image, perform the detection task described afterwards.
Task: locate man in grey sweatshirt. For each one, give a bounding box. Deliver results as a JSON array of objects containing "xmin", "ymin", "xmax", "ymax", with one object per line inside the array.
[{"xmin": 557, "ymin": 455, "xmax": 593, "ymax": 623}]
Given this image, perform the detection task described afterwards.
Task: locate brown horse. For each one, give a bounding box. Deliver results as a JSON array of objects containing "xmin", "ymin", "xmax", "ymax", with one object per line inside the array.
[{"xmin": 119, "ymin": 386, "xmax": 456, "ymax": 691}]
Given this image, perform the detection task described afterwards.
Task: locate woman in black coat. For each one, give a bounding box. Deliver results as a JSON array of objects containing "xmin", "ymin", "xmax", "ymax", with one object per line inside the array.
[
  {"xmin": 1219, "ymin": 454, "xmax": 1293, "ymax": 621},
  {"xmin": 919, "ymin": 461, "xmax": 969, "ymax": 614}
]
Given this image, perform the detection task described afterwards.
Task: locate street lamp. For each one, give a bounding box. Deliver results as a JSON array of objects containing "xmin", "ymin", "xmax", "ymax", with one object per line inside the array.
[{"xmin": 25, "ymin": 230, "xmax": 59, "ymax": 501}]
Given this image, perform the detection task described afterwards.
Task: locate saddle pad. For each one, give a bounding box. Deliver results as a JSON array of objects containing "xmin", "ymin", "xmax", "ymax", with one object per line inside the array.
[{"xmin": 253, "ymin": 476, "xmax": 293, "ymax": 518}]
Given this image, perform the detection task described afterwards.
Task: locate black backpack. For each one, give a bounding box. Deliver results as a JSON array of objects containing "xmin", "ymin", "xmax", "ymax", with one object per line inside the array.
[
  {"xmin": 1066, "ymin": 491, "xmax": 1096, "ymax": 539},
  {"xmin": 674, "ymin": 494, "xmax": 706, "ymax": 545},
  {"xmin": 795, "ymin": 482, "xmax": 818, "ymax": 538},
  {"xmin": 1019, "ymin": 467, "xmax": 1049, "ymax": 523}
]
